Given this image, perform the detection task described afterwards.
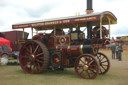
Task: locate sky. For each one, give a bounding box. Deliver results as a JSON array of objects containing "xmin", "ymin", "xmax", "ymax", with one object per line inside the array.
[{"xmin": 0, "ymin": 0, "xmax": 128, "ymax": 38}]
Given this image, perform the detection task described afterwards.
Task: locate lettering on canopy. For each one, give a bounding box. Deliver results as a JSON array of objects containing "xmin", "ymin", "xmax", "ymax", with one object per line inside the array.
[{"xmin": 12, "ymin": 16, "xmax": 98, "ymax": 29}]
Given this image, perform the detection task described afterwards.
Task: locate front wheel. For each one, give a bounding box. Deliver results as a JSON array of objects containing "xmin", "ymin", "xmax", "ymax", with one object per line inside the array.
[{"xmin": 75, "ymin": 54, "xmax": 99, "ymax": 79}]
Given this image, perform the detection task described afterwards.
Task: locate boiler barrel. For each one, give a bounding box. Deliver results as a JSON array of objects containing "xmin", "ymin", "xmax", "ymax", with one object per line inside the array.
[{"xmin": 56, "ymin": 44, "xmax": 92, "ymax": 57}]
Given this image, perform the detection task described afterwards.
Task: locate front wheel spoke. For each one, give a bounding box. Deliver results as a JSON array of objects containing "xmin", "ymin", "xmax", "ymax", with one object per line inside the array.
[
  {"xmin": 101, "ymin": 64, "xmax": 108, "ymax": 67},
  {"xmin": 80, "ymin": 59, "xmax": 86, "ymax": 65},
  {"xmin": 99, "ymin": 68, "xmax": 102, "ymax": 73},
  {"xmin": 77, "ymin": 67, "xmax": 83, "ymax": 70},
  {"xmin": 84, "ymin": 56, "xmax": 88, "ymax": 61},
  {"xmin": 100, "ymin": 57, "xmax": 105, "ymax": 61},
  {"xmin": 89, "ymin": 67, "xmax": 96, "ymax": 71},
  {"xmin": 86, "ymin": 57, "xmax": 92, "ymax": 64},
  {"xmin": 86, "ymin": 70, "xmax": 91, "ymax": 78},
  {"xmin": 36, "ymin": 52, "xmax": 44, "ymax": 57},
  {"xmin": 97, "ymin": 55, "xmax": 100, "ymax": 59},
  {"xmin": 97, "ymin": 55, "xmax": 101, "ymax": 59},
  {"xmin": 77, "ymin": 66, "xmax": 83, "ymax": 70},
  {"xmin": 89, "ymin": 69, "xmax": 96, "ymax": 74},
  {"xmin": 89, "ymin": 64, "xmax": 96, "ymax": 68},
  {"xmin": 80, "ymin": 69, "xmax": 84, "ymax": 74},
  {"xmin": 88, "ymin": 60, "xmax": 94, "ymax": 65},
  {"xmin": 89, "ymin": 65, "xmax": 96, "ymax": 67},
  {"xmin": 101, "ymin": 66, "xmax": 106, "ymax": 71},
  {"xmin": 101, "ymin": 61, "xmax": 107, "ymax": 63}
]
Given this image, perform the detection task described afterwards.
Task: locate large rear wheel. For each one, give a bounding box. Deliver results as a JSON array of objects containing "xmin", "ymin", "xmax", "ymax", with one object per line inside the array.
[
  {"xmin": 19, "ymin": 40, "xmax": 49, "ymax": 74},
  {"xmin": 75, "ymin": 54, "xmax": 99, "ymax": 79}
]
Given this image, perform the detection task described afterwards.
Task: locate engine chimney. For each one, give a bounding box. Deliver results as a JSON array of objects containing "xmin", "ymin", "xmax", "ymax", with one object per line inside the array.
[
  {"xmin": 86, "ymin": 0, "xmax": 93, "ymax": 14},
  {"xmin": 86, "ymin": 0, "xmax": 93, "ymax": 39}
]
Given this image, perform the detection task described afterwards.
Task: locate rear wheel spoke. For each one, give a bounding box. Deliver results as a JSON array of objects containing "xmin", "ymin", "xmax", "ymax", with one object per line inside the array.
[
  {"xmin": 36, "ymin": 59, "xmax": 44, "ymax": 63},
  {"xmin": 23, "ymin": 56, "xmax": 29, "ymax": 59},
  {"xmin": 26, "ymin": 48, "xmax": 31, "ymax": 54},
  {"xmin": 34, "ymin": 45, "xmax": 39, "ymax": 54},
  {"xmin": 29, "ymin": 63, "xmax": 33, "ymax": 70},
  {"xmin": 37, "ymin": 57, "xmax": 44, "ymax": 60},
  {"xmin": 36, "ymin": 52, "xmax": 44, "ymax": 57},
  {"xmin": 36, "ymin": 62, "xmax": 40, "ymax": 70}
]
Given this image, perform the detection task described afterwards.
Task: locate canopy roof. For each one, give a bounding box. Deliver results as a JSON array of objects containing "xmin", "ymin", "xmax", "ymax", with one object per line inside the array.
[
  {"xmin": 0, "ymin": 37, "xmax": 10, "ymax": 47},
  {"xmin": 12, "ymin": 11, "xmax": 117, "ymax": 31}
]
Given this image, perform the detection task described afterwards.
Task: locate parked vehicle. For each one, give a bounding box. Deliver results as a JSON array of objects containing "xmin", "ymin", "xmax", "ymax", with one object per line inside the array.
[
  {"xmin": 0, "ymin": 31, "xmax": 29, "ymax": 51},
  {"xmin": 0, "ymin": 45, "xmax": 13, "ymax": 65}
]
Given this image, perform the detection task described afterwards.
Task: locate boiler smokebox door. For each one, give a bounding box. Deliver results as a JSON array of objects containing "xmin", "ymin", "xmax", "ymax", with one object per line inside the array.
[{"xmin": 56, "ymin": 35, "xmax": 70, "ymax": 45}]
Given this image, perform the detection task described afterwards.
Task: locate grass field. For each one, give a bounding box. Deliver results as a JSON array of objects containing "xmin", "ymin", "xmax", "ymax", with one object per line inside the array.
[{"xmin": 0, "ymin": 50, "xmax": 128, "ymax": 85}]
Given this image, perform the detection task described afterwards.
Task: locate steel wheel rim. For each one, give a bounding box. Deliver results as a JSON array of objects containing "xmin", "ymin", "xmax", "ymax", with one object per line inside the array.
[
  {"xmin": 75, "ymin": 54, "xmax": 99, "ymax": 79},
  {"xmin": 1, "ymin": 54, "xmax": 9, "ymax": 65},
  {"xmin": 97, "ymin": 52, "xmax": 110, "ymax": 74},
  {"xmin": 19, "ymin": 40, "xmax": 47, "ymax": 74}
]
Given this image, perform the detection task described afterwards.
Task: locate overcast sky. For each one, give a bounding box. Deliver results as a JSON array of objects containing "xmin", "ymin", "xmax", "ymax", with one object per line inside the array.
[{"xmin": 0, "ymin": 0, "xmax": 128, "ymax": 38}]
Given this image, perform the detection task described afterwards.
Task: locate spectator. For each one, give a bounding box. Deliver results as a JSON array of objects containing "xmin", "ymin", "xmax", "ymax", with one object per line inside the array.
[
  {"xmin": 111, "ymin": 43, "xmax": 116, "ymax": 59},
  {"xmin": 116, "ymin": 43, "xmax": 119, "ymax": 59},
  {"xmin": 118, "ymin": 43, "xmax": 123, "ymax": 61}
]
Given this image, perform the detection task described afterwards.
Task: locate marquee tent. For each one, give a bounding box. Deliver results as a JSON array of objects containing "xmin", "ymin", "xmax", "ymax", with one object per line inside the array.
[{"xmin": 0, "ymin": 37, "xmax": 10, "ymax": 47}]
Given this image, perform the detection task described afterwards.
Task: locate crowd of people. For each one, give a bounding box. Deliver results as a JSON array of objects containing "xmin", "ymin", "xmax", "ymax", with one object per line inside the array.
[{"xmin": 111, "ymin": 42, "xmax": 123, "ymax": 61}]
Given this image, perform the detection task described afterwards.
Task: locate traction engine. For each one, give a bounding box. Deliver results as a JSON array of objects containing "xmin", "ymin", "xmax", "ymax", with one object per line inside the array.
[
  {"xmin": 19, "ymin": 26, "xmax": 110, "ymax": 79},
  {"xmin": 12, "ymin": 0, "xmax": 117, "ymax": 78}
]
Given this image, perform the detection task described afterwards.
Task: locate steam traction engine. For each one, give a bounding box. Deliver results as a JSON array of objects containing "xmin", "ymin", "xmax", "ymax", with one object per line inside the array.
[{"xmin": 12, "ymin": 11, "xmax": 117, "ymax": 79}]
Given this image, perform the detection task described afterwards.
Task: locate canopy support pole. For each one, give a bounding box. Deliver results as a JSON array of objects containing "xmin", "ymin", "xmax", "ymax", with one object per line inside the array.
[
  {"xmin": 54, "ymin": 27, "xmax": 56, "ymax": 48},
  {"xmin": 108, "ymin": 17, "xmax": 111, "ymax": 39},
  {"xmin": 31, "ymin": 28, "xmax": 33, "ymax": 38},
  {"xmin": 100, "ymin": 15, "xmax": 103, "ymax": 39},
  {"xmin": 22, "ymin": 28, "xmax": 24, "ymax": 40}
]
